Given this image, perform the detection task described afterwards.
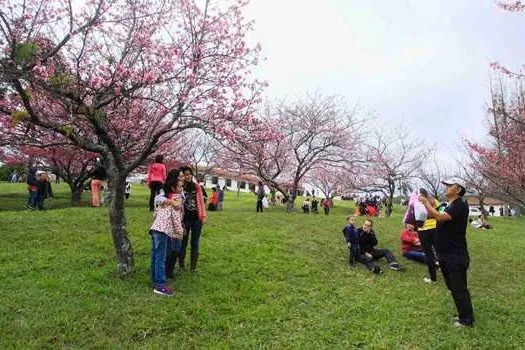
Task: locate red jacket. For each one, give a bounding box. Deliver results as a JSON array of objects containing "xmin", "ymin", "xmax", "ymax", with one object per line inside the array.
[
  {"xmin": 400, "ymin": 229, "xmax": 423, "ymax": 253},
  {"xmin": 147, "ymin": 163, "xmax": 166, "ymax": 186}
]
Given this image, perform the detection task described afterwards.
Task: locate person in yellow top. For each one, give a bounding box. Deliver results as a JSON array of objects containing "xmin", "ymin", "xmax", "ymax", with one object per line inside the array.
[{"xmin": 418, "ymin": 188, "xmax": 439, "ymax": 284}]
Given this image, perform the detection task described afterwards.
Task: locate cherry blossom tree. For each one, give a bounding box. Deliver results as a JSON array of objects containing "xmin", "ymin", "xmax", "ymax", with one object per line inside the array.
[
  {"xmin": 468, "ymin": 78, "xmax": 525, "ymax": 210},
  {"xmin": 416, "ymin": 149, "xmax": 448, "ymax": 200},
  {"xmin": 220, "ymin": 94, "xmax": 363, "ymax": 210},
  {"xmin": 353, "ymin": 128, "xmax": 429, "ymax": 216},
  {"xmin": 308, "ymin": 165, "xmax": 349, "ymax": 199},
  {"xmin": 175, "ymin": 129, "xmax": 222, "ymax": 180},
  {"xmin": 0, "ymin": 0, "xmax": 264, "ymax": 275}
]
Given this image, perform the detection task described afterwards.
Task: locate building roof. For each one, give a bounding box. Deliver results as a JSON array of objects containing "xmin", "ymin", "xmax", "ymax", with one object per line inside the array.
[
  {"xmin": 465, "ymin": 196, "xmax": 506, "ymax": 206},
  {"xmin": 197, "ymin": 166, "xmax": 261, "ymax": 183}
]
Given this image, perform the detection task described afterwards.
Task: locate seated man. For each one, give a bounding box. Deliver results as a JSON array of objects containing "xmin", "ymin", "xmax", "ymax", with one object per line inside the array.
[
  {"xmin": 400, "ymin": 222, "xmax": 426, "ymax": 263},
  {"xmin": 357, "ymin": 219, "xmax": 404, "ymax": 274}
]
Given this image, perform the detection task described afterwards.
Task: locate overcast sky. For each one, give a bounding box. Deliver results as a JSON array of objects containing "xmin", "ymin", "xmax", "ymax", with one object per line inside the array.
[{"xmin": 244, "ymin": 0, "xmax": 525, "ymax": 159}]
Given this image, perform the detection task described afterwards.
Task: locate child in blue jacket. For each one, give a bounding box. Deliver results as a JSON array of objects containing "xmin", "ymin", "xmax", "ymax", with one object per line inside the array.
[{"xmin": 342, "ymin": 216, "xmax": 360, "ymax": 265}]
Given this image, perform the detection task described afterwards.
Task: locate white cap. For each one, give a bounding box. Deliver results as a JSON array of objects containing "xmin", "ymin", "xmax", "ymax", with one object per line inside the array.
[{"xmin": 442, "ymin": 177, "xmax": 467, "ymax": 190}]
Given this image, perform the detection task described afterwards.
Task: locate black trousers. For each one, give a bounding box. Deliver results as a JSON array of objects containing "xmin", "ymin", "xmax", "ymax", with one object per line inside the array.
[
  {"xmin": 149, "ymin": 181, "xmax": 163, "ymax": 212},
  {"xmin": 419, "ymin": 228, "xmax": 437, "ymax": 281},
  {"xmin": 359, "ymin": 248, "xmax": 396, "ymax": 270},
  {"xmin": 439, "ymin": 254, "xmax": 474, "ymax": 325},
  {"xmin": 256, "ymin": 199, "xmax": 263, "ymax": 212}
]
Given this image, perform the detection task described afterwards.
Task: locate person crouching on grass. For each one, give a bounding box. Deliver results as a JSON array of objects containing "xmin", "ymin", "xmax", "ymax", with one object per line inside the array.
[
  {"xmin": 419, "ymin": 178, "xmax": 474, "ymax": 328},
  {"xmin": 343, "ymin": 216, "xmax": 360, "ymax": 265},
  {"xmin": 356, "ymin": 219, "xmax": 404, "ymax": 274},
  {"xmin": 149, "ymin": 169, "xmax": 185, "ymax": 297}
]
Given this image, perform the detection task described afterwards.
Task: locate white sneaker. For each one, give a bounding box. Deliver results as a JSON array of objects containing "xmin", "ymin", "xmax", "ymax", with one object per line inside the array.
[{"xmin": 423, "ymin": 277, "xmax": 436, "ymax": 284}]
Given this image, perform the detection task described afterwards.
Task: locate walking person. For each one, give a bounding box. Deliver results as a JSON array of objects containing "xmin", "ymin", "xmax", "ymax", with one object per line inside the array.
[
  {"xmin": 322, "ymin": 197, "xmax": 333, "ymax": 215},
  {"xmin": 25, "ymin": 167, "xmax": 38, "ymax": 209},
  {"xmin": 90, "ymin": 159, "xmax": 107, "ymax": 207},
  {"xmin": 147, "ymin": 155, "xmax": 167, "ymax": 212},
  {"xmin": 217, "ymin": 186, "xmax": 224, "ymax": 211},
  {"xmin": 10, "ymin": 170, "xmax": 18, "ymax": 183},
  {"xmin": 256, "ymin": 181, "xmax": 265, "ymax": 213},
  {"xmin": 419, "ymin": 178, "xmax": 474, "ymax": 328},
  {"xmin": 178, "ymin": 166, "xmax": 207, "ymax": 272}
]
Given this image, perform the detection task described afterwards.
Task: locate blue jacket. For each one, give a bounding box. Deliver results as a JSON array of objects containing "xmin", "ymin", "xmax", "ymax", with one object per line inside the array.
[{"xmin": 342, "ymin": 224, "xmax": 360, "ymax": 245}]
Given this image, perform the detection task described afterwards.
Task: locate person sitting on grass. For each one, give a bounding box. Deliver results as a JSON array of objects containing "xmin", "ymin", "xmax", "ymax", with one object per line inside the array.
[
  {"xmin": 400, "ymin": 222, "xmax": 426, "ymax": 263},
  {"xmin": 342, "ymin": 216, "xmax": 360, "ymax": 265},
  {"xmin": 472, "ymin": 215, "xmax": 492, "ymax": 230},
  {"xmin": 356, "ymin": 219, "xmax": 404, "ymax": 274}
]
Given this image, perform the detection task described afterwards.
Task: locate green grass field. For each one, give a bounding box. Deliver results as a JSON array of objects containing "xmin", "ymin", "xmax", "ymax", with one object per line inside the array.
[{"xmin": 1, "ymin": 182, "xmax": 524, "ymax": 349}]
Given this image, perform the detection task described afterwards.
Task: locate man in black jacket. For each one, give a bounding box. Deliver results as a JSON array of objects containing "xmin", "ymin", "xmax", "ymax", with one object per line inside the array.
[{"xmin": 357, "ymin": 219, "xmax": 403, "ymax": 274}]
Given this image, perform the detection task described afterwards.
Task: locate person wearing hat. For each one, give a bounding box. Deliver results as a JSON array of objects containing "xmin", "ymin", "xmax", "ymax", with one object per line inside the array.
[{"xmin": 419, "ymin": 177, "xmax": 474, "ymax": 328}]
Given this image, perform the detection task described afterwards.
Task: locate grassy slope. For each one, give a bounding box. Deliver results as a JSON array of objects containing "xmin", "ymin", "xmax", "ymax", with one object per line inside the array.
[{"xmin": 1, "ymin": 183, "xmax": 524, "ymax": 349}]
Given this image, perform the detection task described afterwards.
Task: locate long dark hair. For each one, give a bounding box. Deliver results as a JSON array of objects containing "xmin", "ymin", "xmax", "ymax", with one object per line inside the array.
[
  {"xmin": 179, "ymin": 165, "xmax": 196, "ymax": 190},
  {"xmin": 163, "ymin": 169, "xmax": 180, "ymax": 195}
]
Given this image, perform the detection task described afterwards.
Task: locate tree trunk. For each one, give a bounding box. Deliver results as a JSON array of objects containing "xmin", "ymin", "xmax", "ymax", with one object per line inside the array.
[
  {"xmin": 385, "ymin": 193, "xmax": 394, "ymax": 217},
  {"xmin": 270, "ymin": 189, "xmax": 276, "ymax": 205},
  {"xmin": 69, "ymin": 182, "xmax": 83, "ymax": 203},
  {"xmin": 106, "ymin": 173, "xmax": 134, "ymax": 277}
]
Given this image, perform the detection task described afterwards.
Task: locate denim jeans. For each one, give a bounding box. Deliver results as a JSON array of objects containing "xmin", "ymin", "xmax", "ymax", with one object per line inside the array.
[
  {"xmin": 36, "ymin": 194, "xmax": 45, "ymax": 210},
  {"xmin": 27, "ymin": 190, "xmax": 38, "ymax": 208},
  {"xmin": 403, "ymin": 250, "xmax": 426, "ymax": 263},
  {"xmin": 439, "ymin": 253, "xmax": 474, "ymax": 325},
  {"xmin": 150, "ymin": 230, "xmax": 169, "ymax": 286},
  {"xmin": 182, "ymin": 218, "xmax": 202, "ymax": 256},
  {"xmin": 167, "ymin": 238, "xmax": 182, "ymax": 255}
]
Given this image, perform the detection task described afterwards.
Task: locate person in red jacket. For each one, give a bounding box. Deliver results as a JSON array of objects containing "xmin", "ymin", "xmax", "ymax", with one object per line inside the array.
[
  {"xmin": 147, "ymin": 155, "xmax": 167, "ymax": 212},
  {"xmin": 400, "ymin": 222, "xmax": 426, "ymax": 263}
]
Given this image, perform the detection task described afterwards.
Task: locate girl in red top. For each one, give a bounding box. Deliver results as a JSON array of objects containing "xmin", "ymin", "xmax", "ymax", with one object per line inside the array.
[
  {"xmin": 147, "ymin": 155, "xmax": 167, "ymax": 212},
  {"xmin": 400, "ymin": 223, "xmax": 426, "ymax": 263}
]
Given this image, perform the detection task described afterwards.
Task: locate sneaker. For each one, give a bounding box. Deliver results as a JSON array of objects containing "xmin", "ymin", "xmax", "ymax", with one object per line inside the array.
[
  {"xmin": 153, "ymin": 285, "xmax": 174, "ymax": 297},
  {"xmin": 372, "ymin": 266, "xmax": 383, "ymax": 274},
  {"xmin": 388, "ymin": 262, "xmax": 403, "ymax": 271},
  {"xmin": 453, "ymin": 320, "xmax": 473, "ymax": 328},
  {"xmin": 423, "ymin": 277, "xmax": 436, "ymax": 284}
]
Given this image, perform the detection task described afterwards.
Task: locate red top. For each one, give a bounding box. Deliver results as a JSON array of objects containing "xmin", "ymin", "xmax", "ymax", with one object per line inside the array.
[
  {"xmin": 210, "ymin": 192, "xmax": 218, "ymax": 205},
  {"xmin": 147, "ymin": 163, "xmax": 167, "ymax": 186},
  {"xmin": 400, "ymin": 229, "xmax": 423, "ymax": 253}
]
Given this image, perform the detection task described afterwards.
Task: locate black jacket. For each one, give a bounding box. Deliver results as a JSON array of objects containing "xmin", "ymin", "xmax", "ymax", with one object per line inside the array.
[
  {"xmin": 356, "ymin": 228, "xmax": 378, "ymax": 254},
  {"xmin": 91, "ymin": 166, "xmax": 107, "ymax": 180}
]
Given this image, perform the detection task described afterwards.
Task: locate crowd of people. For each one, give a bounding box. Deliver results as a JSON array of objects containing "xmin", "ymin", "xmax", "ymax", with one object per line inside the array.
[
  {"xmin": 343, "ymin": 178, "xmax": 475, "ymax": 328},
  {"xmin": 354, "ymin": 195, "xmax": 384, "ymax": 217},
  {"xmin": 13, "ymin": 156, "xmax": 497, "ymax": 327}
]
